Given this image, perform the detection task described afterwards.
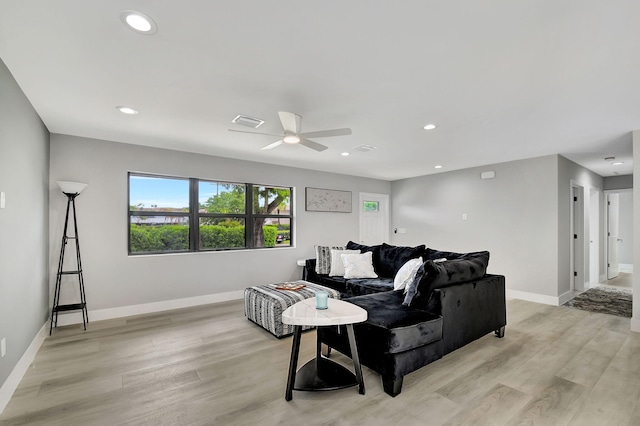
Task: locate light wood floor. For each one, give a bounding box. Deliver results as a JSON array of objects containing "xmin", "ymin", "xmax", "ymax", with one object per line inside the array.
[
  {"xmin": 599, "ymin": 272, "xmax": 633, "ymax": 290},
  {"xmin": 1, "ymin": 298, "xmax": 639, "ymax": 426}
]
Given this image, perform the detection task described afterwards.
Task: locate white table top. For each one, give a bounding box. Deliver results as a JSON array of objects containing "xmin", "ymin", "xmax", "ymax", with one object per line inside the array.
[{"xmin": 282, "ymin": 298, "xmax": 367, "ymax": 326}]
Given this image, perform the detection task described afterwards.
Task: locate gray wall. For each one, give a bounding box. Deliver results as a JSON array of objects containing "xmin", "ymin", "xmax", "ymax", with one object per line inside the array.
[
  {"xmin": 0, "ymin": 59, "xmax": 50, "ymax": 388},
  {"xmin": 390, "ymin": 154, "xmax": 604, "ymax": 301},
  {"xmin": 556, "ymin": 155, "xmax": 604, "ymax": 295},
  {"xmin": 49, "ymin": 134, "xmax": 390, "ymax": 311},
  {"xmin": 633, "ymin": 130, "xmax": 640, "ymax": 333},
  {"xmin": 604, "ymin": 175, "xmax": 632, "ymax": 190},
  {"xmin": 390, "ymin": 155, "xmax": 560, "ymax": 298}
]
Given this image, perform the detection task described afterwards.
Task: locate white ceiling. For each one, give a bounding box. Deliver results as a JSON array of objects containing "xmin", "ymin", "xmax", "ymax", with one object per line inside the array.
[{"xmin": 1, "ymin": 1, "xmax": 638, "ymax": 180}]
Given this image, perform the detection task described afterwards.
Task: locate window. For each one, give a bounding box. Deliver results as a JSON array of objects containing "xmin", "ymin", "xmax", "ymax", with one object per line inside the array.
[
  {"xmin": 129, "ymin": 175, "xmax": 190, "ymax": 253},
  {"xmin": 128, "ymin": 173, "xmax": 293, "ymax": 254},
  {"xmin": 363, "ymin": 201, "xmax": 379, "ymax": 212}
]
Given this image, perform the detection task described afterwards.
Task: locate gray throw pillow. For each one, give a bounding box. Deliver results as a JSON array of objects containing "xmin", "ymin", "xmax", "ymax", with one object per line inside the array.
[{"xmin": 315, "ymin": 245, "xmax": 345, "ymax": 274}]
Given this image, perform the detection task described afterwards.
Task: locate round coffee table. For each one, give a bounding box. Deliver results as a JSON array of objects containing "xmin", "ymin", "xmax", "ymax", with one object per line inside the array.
[{"xmin": 282, "ymin": 297, "xmax": 367, "ymax": 401}]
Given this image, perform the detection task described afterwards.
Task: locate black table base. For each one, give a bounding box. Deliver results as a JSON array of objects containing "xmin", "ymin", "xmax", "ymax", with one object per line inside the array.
[{"xmin": 285, "ymin": 324, "xmax": 365, "ymax": 401}]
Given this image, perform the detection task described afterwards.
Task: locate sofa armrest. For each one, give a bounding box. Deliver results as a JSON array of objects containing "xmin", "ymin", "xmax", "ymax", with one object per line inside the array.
[
  {"xmin": 304, "ymin": 258, "xmax": 319, "ymax": 282},
  {"xmin": 435, "ymin": 274, "xmax": 506, "ymax": 355}
]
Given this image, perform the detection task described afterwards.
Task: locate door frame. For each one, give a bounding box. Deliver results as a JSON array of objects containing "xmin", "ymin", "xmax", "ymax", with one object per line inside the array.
[
  {"xmin": 570, "ymin": 183, "xmax": 586, "ymax": 292},
  {"xmin": 359, "ymin": 192, "xmax": 390, "ymax": 245}
]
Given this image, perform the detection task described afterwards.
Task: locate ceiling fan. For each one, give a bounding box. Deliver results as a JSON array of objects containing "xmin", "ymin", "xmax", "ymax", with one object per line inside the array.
[{"xmin": 229, "ymin": 111, "xmax": 352, "ymax": 152}]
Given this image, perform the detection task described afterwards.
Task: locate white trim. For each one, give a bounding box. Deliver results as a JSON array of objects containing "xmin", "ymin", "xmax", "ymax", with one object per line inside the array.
[
  {"xmin": 0, "ymin": 323, "xmax": 47, "ymax": 414},
  {"xmin": 54, "ymin": 290, "xmax": 244, "ymax": 326},
  {"xmin": 619, "ymin": 263, "xmax": 634, "ymax": 273},
  {"xmin": 507, "ymin": 289, "xmax": 571, "ymax": 306}
]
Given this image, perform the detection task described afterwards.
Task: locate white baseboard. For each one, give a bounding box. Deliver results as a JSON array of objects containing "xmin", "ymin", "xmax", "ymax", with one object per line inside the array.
[
  {"xmin": 619, "ymin": 264, "xmax": 634, "ymax": 273},
  {"xmin": 0, "ymin": 323, "xmax": 48, "ymax": 415},
  {"xmin": 506, "ymin": 289, "xmax": 569, "ymax": 306},
  {"xmin": 54, "ymin": 290, "xmax": 245, "ymax": 326}
]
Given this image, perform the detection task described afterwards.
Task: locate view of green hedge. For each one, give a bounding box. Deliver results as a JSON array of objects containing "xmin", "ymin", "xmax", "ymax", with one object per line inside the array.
[
  {"xmin": 130, "ymin": 225, "xmax": 189, "ymax": 252},
  {"xmin": 130, "ymin": 224, "xmax": 282, "ymax": 252}
]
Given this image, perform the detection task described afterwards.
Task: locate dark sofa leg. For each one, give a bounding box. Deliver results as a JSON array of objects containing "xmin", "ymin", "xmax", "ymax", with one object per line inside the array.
[
  {"xmin": 382, "ymin": 377, "xmax": 403, "ymax": 397},
  {"xmin": 321, "ymin": 344, "xmax": 331, "ymax": 357},
  {"xmin": 495, "ymin": 326, "xmax": 505, "ymax": 338}
]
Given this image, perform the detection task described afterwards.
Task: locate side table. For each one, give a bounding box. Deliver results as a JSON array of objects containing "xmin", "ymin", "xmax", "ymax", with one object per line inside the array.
[{"xmin": 282, "ymin": 298, "xmax": 367, "ymax": 401}]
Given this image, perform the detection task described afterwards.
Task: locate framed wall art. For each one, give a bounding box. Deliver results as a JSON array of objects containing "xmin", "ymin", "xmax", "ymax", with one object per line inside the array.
[{"xmin": 305, "ymin": 187, "xmax": 352, "ymax": 213}]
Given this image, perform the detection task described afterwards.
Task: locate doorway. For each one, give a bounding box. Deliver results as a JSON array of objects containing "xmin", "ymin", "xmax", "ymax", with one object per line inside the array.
[
  {"xmin": 359, "ymin": 192, "xmax": 389, "ymax": 245},
  {"xmin": 601, "ymin": 189, "xmax": 633, "ymax": 291}
]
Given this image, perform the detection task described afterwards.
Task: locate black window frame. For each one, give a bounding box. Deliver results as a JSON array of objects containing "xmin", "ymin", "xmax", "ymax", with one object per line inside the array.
[{"xmin": 128, "ymin": 172, "xmax": 294, "ymax": 255}]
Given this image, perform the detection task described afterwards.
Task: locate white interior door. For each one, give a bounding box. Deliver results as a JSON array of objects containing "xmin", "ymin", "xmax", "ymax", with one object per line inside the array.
[
  {"xmin": 607, "ymin": 193, "xmax": 620, "ymax": 279},
  {"xmin": 359, "ymin": 193, "xmax": 389, "ymax": 245}
]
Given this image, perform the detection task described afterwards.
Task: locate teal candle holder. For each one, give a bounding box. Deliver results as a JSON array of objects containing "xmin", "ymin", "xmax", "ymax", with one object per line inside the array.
[{"xmin": 315, "ymin": 291, "xmax": 328, "ymax": 310}]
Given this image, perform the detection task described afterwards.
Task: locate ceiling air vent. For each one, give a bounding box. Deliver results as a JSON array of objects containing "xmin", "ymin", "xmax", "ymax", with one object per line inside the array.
[
  {"xmin": 231, "ymin": 114, "xmax": 265, "ymax": 129},
  {"xmin": 352, "ymin": 144, "xmax": 377, "ymax": 153}
]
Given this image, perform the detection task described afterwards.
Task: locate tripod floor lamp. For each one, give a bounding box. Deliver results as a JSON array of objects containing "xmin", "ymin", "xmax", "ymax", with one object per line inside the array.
[{"xmin": 50, "ymin": 181, "xmax": 89, "ymax": 335}]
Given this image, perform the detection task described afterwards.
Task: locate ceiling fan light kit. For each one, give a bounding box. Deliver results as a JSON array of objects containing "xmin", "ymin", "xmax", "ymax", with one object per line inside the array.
[
  {"xmin": 283, "ymin": 134, "xmax": 301, "ymax": 144},
  {"xmin": 228, "ymin": 111, "xmax": 352, "ymax": 152}
]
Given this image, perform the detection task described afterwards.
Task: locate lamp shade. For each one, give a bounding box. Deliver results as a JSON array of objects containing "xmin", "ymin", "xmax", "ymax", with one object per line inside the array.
[{"xmin": 57, "ymin": 181, "xmax": 88, "ymax": 195}]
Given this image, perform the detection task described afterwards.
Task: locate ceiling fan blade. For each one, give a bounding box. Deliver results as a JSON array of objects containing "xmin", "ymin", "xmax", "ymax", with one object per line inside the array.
[
  {"xmin": 298, "ymin": 128, "xmax": 352, "ymax": 138},
  {"xmin": 299, "ymin": 137, "xmax": 328, "ymax": 152},
  {"xmin": 261, "ymin": 140, "xmax": 283, "ymax": 150},
  {"xmin": 278, "ymin": 111, "xmax": 302, "ymax": 134},
  {"xmin": 228, "ymin": 129, "xmax": 282, "ymax": 137}
]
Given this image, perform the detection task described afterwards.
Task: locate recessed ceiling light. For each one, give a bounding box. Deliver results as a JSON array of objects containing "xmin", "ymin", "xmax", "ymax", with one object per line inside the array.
[
  {"xmin": 434, "ymin": 165, "xmax": 443, "ymax": 169},
  {"xmin": 612, "ymin": 162, "xmax": 624, "ymax": 166},
  {"xmin": 116, "ymin": 106, "xmax": 138, "ymax": 115},
  {"xmin": 341, "ymin": 152, "xmax": 350, "ymax": 156},
  {"xmin": 120, "ymin": 11, "xmax": 157, "ymax": 34},
  {"xmin": 423, "ymin": 124, "xmax": 437, "ymax": 130}
]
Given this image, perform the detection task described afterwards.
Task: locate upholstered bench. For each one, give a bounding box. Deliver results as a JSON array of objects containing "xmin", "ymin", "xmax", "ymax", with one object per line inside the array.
[{"xmin": 244, "ymin": 280, "xmax": 340, "ymax": 338}]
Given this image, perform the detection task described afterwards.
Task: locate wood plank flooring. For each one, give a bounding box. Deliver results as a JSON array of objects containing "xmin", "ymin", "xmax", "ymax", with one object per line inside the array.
[{"xmin": 0, "ymin": 298, "xmax": 638, "ymax": 425}]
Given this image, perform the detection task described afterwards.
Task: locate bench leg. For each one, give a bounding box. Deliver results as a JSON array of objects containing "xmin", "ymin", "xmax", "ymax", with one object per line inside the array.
[
  {"xmin": 495, "ymin": 326, "xmax": 505, "ymax": 338},
  {"xmin": 382, "ymin": 376, "xmax": 403, "ymax": 397}
]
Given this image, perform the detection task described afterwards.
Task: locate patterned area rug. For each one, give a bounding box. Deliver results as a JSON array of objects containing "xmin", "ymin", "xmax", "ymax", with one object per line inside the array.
[{"xmin": 563, "ymin": 287, "xmax": 632, "ymax": 318}]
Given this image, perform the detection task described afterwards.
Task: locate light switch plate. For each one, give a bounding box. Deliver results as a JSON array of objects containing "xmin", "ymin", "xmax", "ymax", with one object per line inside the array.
[
  {"xmin": 1, "ymin": 338, "xmax": 6, "ymax": 357},
  {"xmin": 0, "ymin": 191, "xmax": 5, "ymax": 209}
]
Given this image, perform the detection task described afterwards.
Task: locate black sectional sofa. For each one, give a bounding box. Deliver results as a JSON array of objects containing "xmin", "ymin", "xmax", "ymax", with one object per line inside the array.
[{"xmin": 304, "ymin": 242, "xmax": 506, "ymax": 397}]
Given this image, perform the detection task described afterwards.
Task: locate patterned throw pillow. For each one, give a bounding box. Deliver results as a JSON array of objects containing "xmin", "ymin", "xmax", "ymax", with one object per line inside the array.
[
  {"xmin": 394, "ymin": 257, "xmax": 423, "ymax": 291},
  {"xmin": 329, "ymin": 249, "xmax": 360, "ymax": 277},
  {"xmin": 315, "ymin": 245, "xmax": 345, "ymax": 274},
  {"xmin": 341, "ymin": 251, "xmax": 378, "ymax": 279}
]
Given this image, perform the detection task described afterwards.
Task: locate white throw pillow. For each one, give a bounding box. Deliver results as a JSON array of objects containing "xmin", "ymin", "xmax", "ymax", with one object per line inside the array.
[
  {"xmin": 394, "ymin": 257, "xmax": 423, "ymax": 291},
  {"xmin": 329, "ymin": 249, "xmax": 360, "ymax": 276},
  {"xmin": 341, "ymin": 251, "xmax": 378, "ymax": 279}
]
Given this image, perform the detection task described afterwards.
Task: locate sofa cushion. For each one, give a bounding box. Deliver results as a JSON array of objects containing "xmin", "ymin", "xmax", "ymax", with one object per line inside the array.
[
  {"xmin": 346, "ymin": 240, "xmax": 380, "ymax": 254},
  {"xmin": 375, "ymin": 243, "xmax": 426, "ymax": 278},
  {"xmin": 407, "ymin": 251, "xmax": 490, "ymax": 309},
  {"xmin": 345, "ymin": 291, "xmax": 442, "ymax": 354},
  {"xmin": 345, "ymin": 277, "xmax": 394, "ymax": 297},
  {"xmin": 424, "ymin": 248, "xmax": 488, "ymax": 262}
]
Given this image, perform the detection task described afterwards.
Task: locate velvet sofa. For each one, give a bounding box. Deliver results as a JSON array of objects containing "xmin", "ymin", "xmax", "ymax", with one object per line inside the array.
[{"xmin": 305, "ymin": 243, "xmax": 506, "ymax": 397}]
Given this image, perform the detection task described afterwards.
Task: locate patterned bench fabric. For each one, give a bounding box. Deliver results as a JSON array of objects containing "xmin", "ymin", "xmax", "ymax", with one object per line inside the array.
[{"xmin": 244, "ymin": 280, "xmax": 340, "ymax": 338}]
